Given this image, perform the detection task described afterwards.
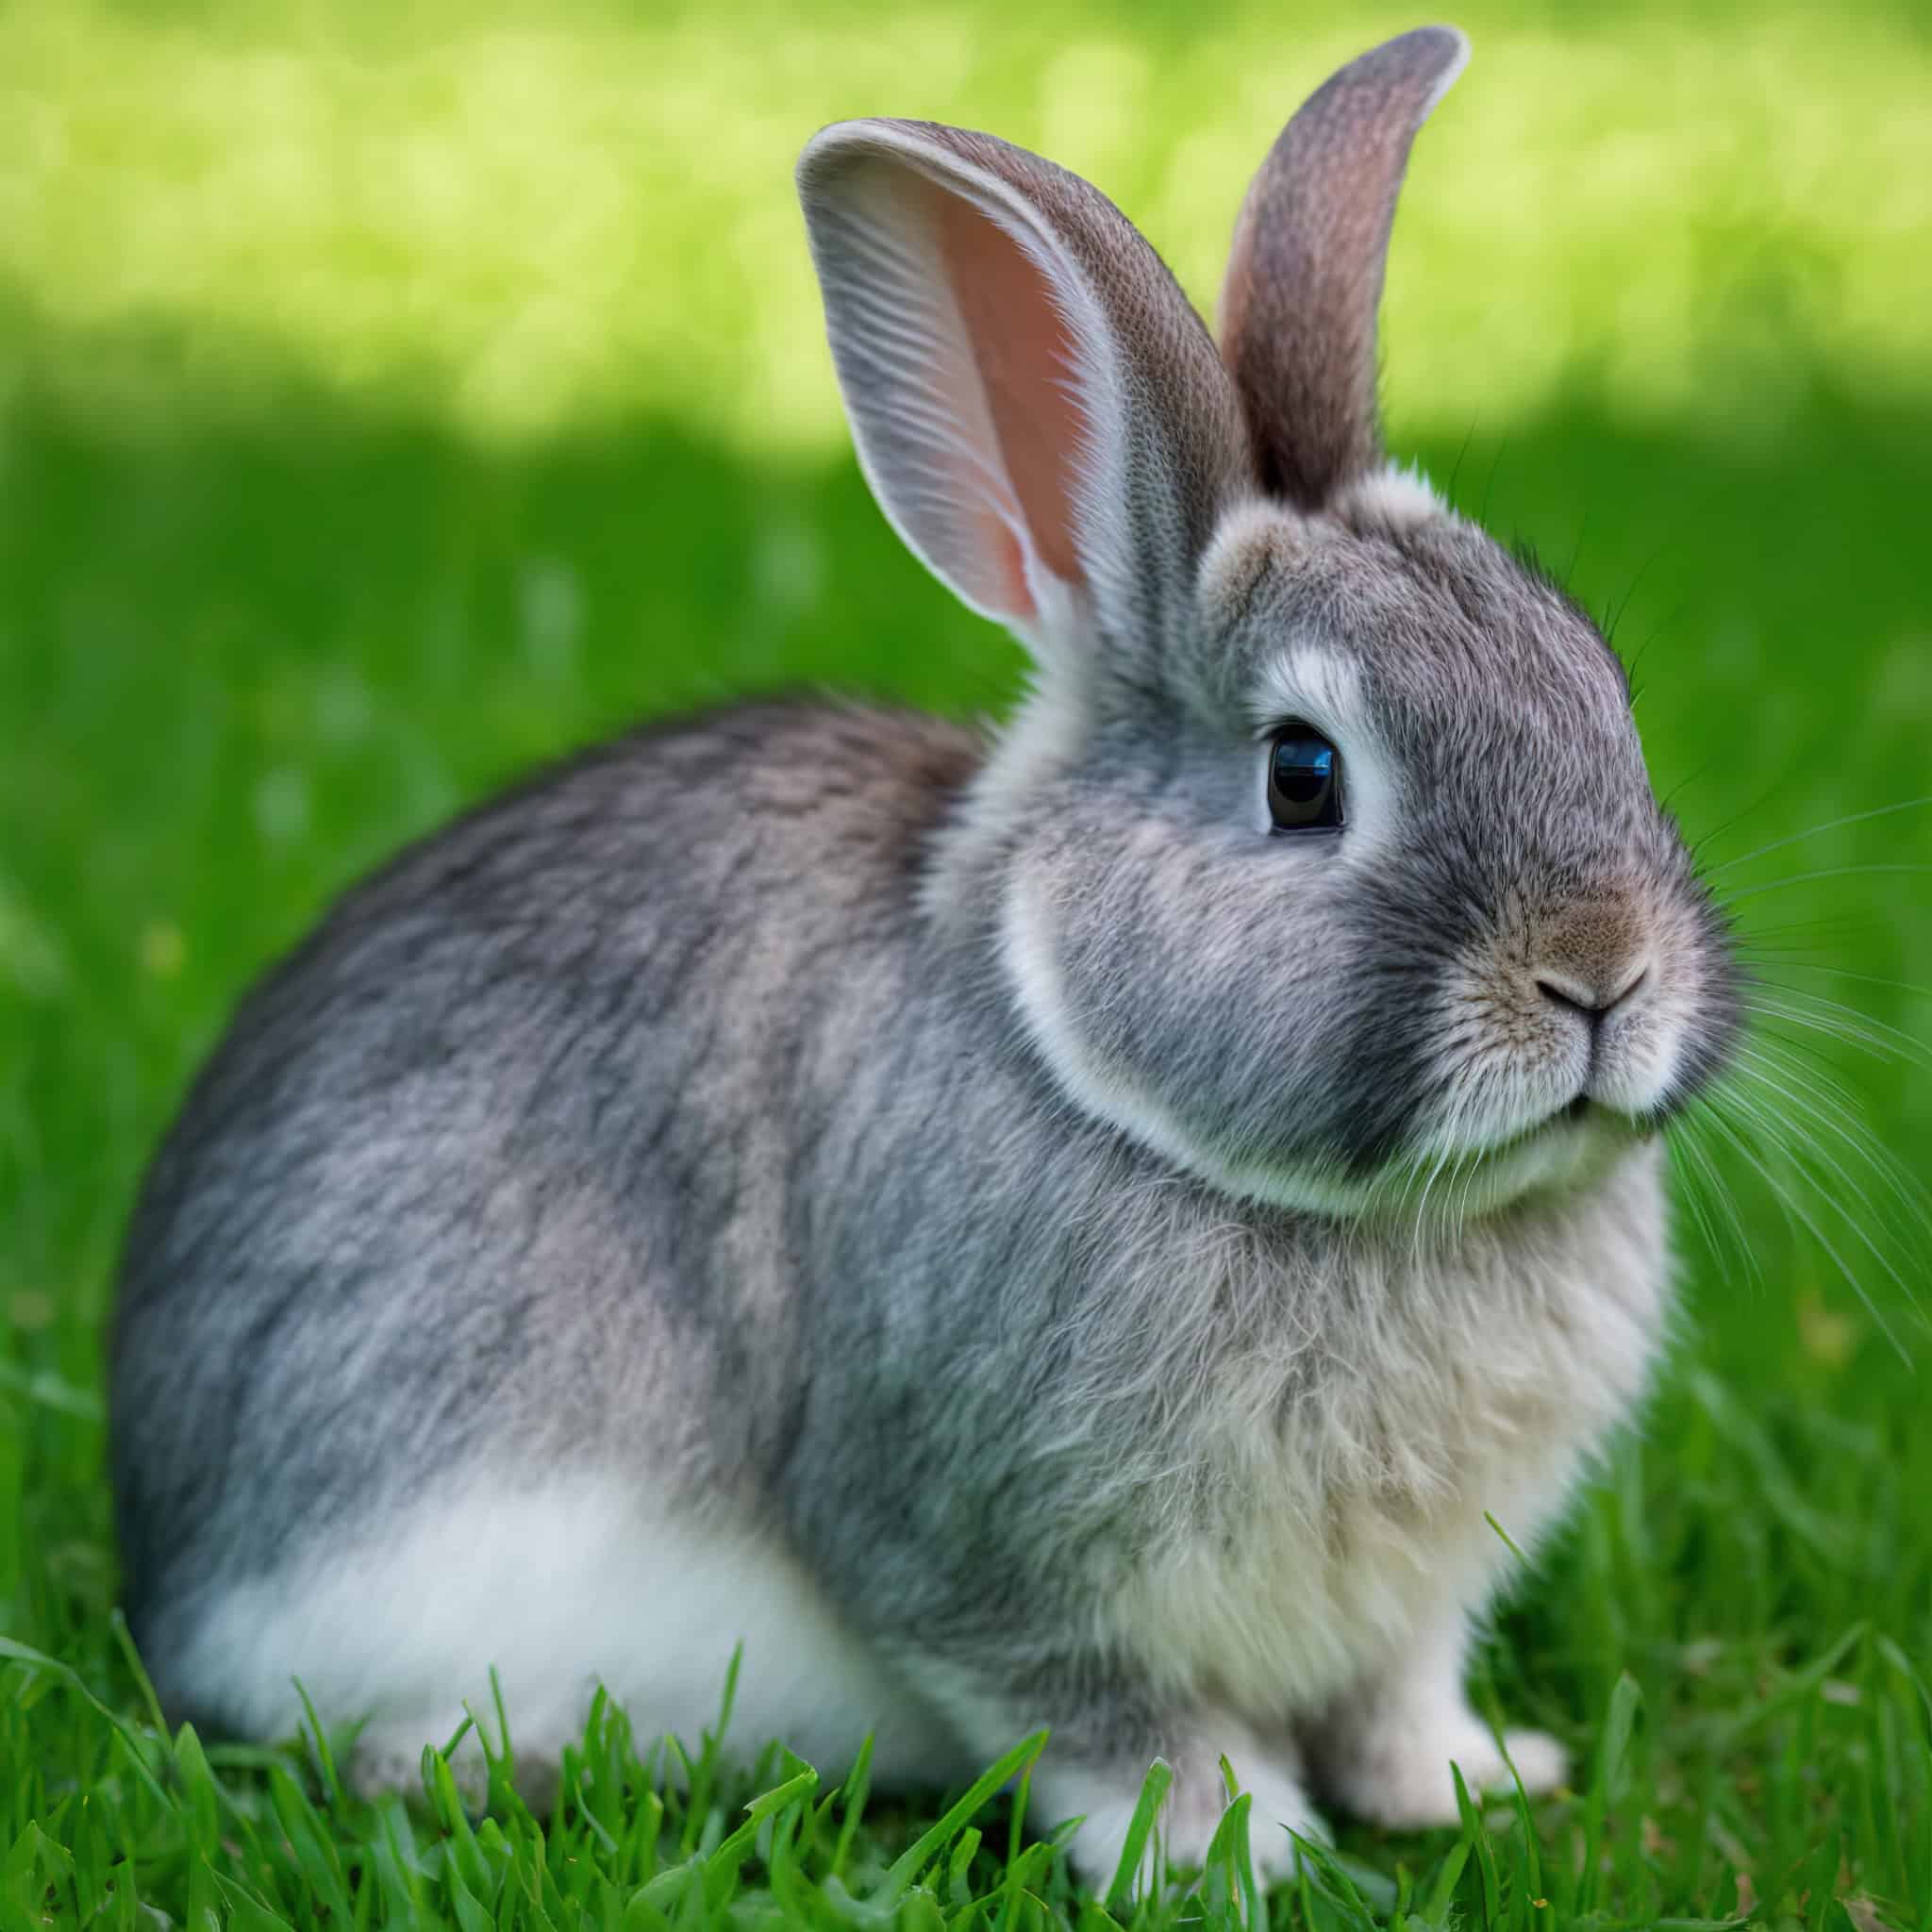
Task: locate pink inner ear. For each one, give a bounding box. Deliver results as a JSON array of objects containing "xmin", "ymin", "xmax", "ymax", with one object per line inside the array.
[{"xmin": 932, "ymin": 185, "xmax": 1088, "ymax": 613}]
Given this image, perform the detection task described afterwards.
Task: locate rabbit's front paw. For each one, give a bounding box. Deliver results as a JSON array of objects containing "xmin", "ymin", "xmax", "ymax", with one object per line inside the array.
[
  {"xmin": 349, "ymin": 1716, "xmax": 562, "ymax": 1814},
  {"xmin": 350, "ymin": 1718, "xmax": 488, "ymax": 1809},
  {"xmin": 1325, "ymin": 1721, "xmax": 1568, "ymax": 1829},
  {"xmin": 1054, "ymin": 1747, "xmax": 1326, "ymax": 1890}
]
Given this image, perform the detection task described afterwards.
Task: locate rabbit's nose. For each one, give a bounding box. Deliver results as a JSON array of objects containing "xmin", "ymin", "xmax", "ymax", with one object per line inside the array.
[
  {"xmin": 1533, "ymin": 900, "xmax": 1650, "ymax": 1023},
  {"xmin": 1537, "ymin": 963, "xmax": 1649, "ymax": 1024}
]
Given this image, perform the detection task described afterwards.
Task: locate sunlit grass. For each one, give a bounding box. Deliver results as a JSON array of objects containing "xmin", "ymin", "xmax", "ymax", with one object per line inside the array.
[{"xmin": 1, "ymin": 0, "xmax": 1928, "ymax": 450}]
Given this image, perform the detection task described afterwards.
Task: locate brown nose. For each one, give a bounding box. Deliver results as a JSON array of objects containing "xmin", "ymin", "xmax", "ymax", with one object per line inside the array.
[{"xmin": 1534, "ymin": 901, "xmax": 1649, "ymax": 1021}]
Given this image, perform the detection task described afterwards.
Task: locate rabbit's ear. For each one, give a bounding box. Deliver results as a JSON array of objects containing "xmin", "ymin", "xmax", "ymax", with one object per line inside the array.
[
  {"xmin": 798, "ymin": 120, "xmax": 1255, "ymax": 662},
  {"xmin": 1220, "ymin": 26, "xmax": 1468, "ymax": 510}
]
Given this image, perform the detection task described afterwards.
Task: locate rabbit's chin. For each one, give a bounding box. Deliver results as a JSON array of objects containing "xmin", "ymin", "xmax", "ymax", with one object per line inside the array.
[
  {"xmin": 1216, "ymin": 1101, "xmax": 1643, "ymax": 1229},
  {"xmin": 1060, "ymin": 1056, "xmax": 1641, "ymax": 1228},
  {"xmin": 1039, "ymin": 1027, "xmax": 1645, "ymax": 1227}
]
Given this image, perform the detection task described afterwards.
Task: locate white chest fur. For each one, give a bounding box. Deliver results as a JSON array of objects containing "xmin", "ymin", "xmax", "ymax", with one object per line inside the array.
[{"xmin": 1095, "ymin": 1145, "xmax": 1673, "ymax": 1719}]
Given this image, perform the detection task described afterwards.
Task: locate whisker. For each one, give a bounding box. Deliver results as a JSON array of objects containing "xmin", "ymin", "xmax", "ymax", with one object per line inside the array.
[
  {"xmin": 1704, "ymin": 796, "xmax": 1932, "ymax": 877},
  {"xmin": 1743, "ymin": 1013, "xmax": 1926, "ymax": 1083},
  {"xmin": 1758, "ymin": 979, "xmax": 1932, "ymax": 1045},
  {"xmin": 1655, "ymin": 755, "xmax": 1717, "ymax": 819},
  {"xmin": 1719, "ymin": 864, "xmax": 1932, "ymax": 908},
  {"xmin": 1742, "ymin": 962, "xmax": 1932, "ymax": 1002},
  {"xmin": 1480, "ymin": 431, "xmax": 1509, "ymax": 528},
  {"xmin": 1667, "ymin": 1146, "xmax": 1726, "ymax": 1277},
  {"xmin": 1712, "ymin": 1071, "xmax": 1927, "ymax": 1323},
  {"xmin": 1621, "ymin": 591, "xmax": 1695, "ymax": 692},
  {"xmin": 1742, "ymin": 991, "xmax": 1932, "ymax": 1074},
  {"xmin": 1408, "ymin": 1138, "xmax": 1459, "ymax": 1264},
  {"xmin": 1667, "ymin": 1114, "xmax": 1753, "ymax": 1290},
  {"xmin": 1691, "ymin": 1105, "xmax": 1764, "ymax": 1277},
  {"xmin": 1686, "ymin": 773, "xmax": 1790, "ymax": 863},
  {"xmin": 1727, "ymin": 1053, "xmax": 1932, "ymax": 1253},
  {"xmin": 1445, "ymin": 418, "xmax": 1476, "ymax": 508},
  {"xmin": 1722, "ymin": 1110, "xmax": 1923, "ymax": 1337},
  {"xmin": 1733, "ymin": 918, "xmax": 1894, "ymax": 952},
  {"xmin": 1729, "ymin": 1040, "xmax": 1932, "ymax": 1232},
  {"xmin": 1697, "ymin": 1105, "xmax": 1913, "ymax": 1365},
  {"xmin": 1737, "ymin": 1028, "xmax": 1896, "ymax": 1125}
]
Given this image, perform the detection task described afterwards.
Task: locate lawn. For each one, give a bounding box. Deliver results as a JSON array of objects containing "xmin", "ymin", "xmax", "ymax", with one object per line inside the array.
[{"xmin": 2, "ymin": 0, "xmax": 1930, "ymax": 1925}]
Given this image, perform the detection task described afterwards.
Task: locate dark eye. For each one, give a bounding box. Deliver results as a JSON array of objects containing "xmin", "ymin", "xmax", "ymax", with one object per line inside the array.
[{"xmin": 1268, "ymin": 724, "xmax": 1343, "ymax": 831}]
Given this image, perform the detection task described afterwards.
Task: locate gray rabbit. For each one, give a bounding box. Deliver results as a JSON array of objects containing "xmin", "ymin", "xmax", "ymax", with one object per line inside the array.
[{"xmin": 110, "ymin": 25, "xmax": 1740, "ymax": 1881}]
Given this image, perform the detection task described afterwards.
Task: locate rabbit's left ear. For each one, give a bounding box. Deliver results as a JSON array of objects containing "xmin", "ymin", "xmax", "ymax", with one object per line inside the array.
[
  {"xmin": 1220, "ymin": 26, "xmax": 1468, "ymax": 510},
  {"xmin": 798, "ymin": 119, "xmax": 1256, "ymax": 667}
]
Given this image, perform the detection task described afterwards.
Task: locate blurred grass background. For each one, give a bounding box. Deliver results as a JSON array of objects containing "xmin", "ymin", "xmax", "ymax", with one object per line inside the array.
[{"xmin": 2, "ymin": 0, "xmax": 1930, "ymax": 1923}]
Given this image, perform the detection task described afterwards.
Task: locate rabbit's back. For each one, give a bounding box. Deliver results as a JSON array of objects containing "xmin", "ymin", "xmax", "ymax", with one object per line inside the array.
[{"xmin": 108, "ymin": 701, "xmax": 984, "ymax": 1692}]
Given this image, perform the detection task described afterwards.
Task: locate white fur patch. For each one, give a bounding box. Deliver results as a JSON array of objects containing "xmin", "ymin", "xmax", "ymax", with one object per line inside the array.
[
  {"xmin": 1343, "ymin": 460, "xmax": 1452, "ymax": 532},
  {"xmin": 1038, "ymin": 1716, "xmax": 1325, "ymax": 1888},
  {"xmin": 172, "ymin": 1476, "xmax": 961, "ymax": 1789},
  {"xmin": 1312, "ymin": 1605, "xmax": 1568, "ymax": 1825},
  {"xmin": 1195, "ymin": 498, "xmax": 1301, "ymax": 598}
]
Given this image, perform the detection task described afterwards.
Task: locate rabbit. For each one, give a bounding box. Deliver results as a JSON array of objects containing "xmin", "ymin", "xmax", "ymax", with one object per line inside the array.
[{"xmin": 108, "ymin": 23, "xmax": 1740, "ymax": 1885}]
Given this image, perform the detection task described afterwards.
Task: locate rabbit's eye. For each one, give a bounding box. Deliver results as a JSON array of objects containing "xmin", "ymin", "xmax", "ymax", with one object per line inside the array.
[{"xmin": 1268, "ymin": 724, "xmax": 1343, "ymax": 831}]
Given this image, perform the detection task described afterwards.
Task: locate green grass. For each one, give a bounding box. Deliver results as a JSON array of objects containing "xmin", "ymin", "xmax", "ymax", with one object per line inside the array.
[{"xmin": 3, "ymin": 0, "xmax": 1931, "ymax": 1926}]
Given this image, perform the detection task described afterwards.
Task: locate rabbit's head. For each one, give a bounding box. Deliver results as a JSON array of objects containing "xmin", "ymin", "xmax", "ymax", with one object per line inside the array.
[{"xmin": 798, "ymin": 27, "xmax": 1740, "ymax": 1220}]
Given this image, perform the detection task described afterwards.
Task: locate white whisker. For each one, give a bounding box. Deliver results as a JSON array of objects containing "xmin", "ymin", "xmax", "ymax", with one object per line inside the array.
[
  {"xmin": 1704, "ymin": 796, "xmax": 1932, "ymax": 877},
  {"xmin": 1668, "ymin": 1109, "xmax": 1759, "ymax": 1291},
  {"xmin": 1697, "ymin": 1106, "xmax": 1913, "ymax": 1365},
  {"xmin": 1719, "ymin": 864, "xmax": 1932, "ymax": 908},
  {"xmin": 1740, "ymin": 961, "xmax": 1932, "ymax": 1003},
  {"xmin": 1726, "ymin": 1057, "xmax": 1930, "ymax": 1263},
  {"xmin": 1743, "ymin": 1008, "xmax": 1930, "ymax": 1079},
  {"xmin": 1745, "ymin": 986, "xmax": 1932, "ymax": 1070},
  {"xmin": 1729, "ymin": 1041, "xmax": 1932, "ymax": 1234}
]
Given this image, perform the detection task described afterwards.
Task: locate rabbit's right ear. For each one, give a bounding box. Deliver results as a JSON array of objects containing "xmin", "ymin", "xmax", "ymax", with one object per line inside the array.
[{"xmin": 798, "ymin": 121, "xmax": 1255, "ymax": 666}]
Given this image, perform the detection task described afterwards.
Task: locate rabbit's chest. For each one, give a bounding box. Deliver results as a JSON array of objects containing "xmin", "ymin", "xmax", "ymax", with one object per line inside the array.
[{"xmin": 1099, "ymin": 1174, "xmax": 1671, "ymax": 1715}]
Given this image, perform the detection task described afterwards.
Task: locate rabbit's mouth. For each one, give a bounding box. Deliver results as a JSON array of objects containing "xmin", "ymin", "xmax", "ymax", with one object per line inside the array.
[
  {"xmin": 1521, "ymin": 1090, "xmax": 1630, "ymax": 1143},
  {"xmin": 1407, "ymin": 1095, "xmax": 1641, "ymax": 1215},
  {"xmin": 1436, "ymin": 1090, "xmax": 1634, "ymax": 1184},
  {"xmin": 1478, "ymin": 1091, "xmax": 1596, "ymax": 1157},
  {"xmin": 1335, "ymin": 1098, "xmax": 1643, "ymax": 1232}
]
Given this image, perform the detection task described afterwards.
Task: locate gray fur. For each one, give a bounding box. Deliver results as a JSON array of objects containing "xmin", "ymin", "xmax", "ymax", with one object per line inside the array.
[{"xmin": 110, "ymin": 28, "xmax": 1740, "ymax": 1878}]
